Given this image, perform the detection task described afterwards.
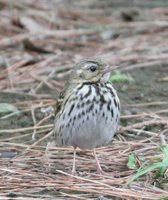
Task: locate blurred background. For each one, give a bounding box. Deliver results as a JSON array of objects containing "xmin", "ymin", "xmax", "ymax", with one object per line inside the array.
[
  {"xmin": 0, "ymin": 0, "xmax": 168, "ymax": 199},
  {"xmin": 0, "ymin": 0, "xmax": 168, "ymax": 126}
]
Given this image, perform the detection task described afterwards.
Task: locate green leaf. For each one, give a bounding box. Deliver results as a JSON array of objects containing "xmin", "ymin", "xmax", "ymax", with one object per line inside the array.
[
  {"xmin": 156, "ymin": 145, "xmax": 168, "ymax": 178},
  {"xmin": 163, "ymin": 145, "xmax": 168, "ymax": 158},
  {"xmin": 0, "ymin": 103, "xmax": 18, "ymax": 113},
  {"xmin": 127, "ymin": 153, "xmax": 137, "ymax": 170},
  {"xmin": 126, "ymin": 162, "xmax": 164, "ymax": 185},
  {"xmin": 126, "ymin": 145, "xmax": 168, "ymax": 185},
  {"xmin": 110, "ymin": 70, "xmax": 134, "ymax": 83},
  {"xmin": 159, "ymin": 197, "xmax": 168, "ymax": 200},
  {"xmin": 0, "ymin": 110, "xmax": 25, "ymax": 119}
]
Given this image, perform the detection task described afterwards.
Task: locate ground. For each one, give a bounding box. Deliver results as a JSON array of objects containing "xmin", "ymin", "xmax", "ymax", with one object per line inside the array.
[{"xmin": 0, "ymin": 0, "xmax": 168, "ymax": 199}]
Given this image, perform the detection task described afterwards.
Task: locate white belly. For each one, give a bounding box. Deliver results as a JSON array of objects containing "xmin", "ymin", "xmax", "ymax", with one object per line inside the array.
[{"xmin": 54, "ymin": 83, "xmax": 120, "ymax": 149}]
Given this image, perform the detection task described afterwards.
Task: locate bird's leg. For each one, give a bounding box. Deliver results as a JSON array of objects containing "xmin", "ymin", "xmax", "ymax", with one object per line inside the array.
[
  {"xmin": 44, "ymin": 141, "xmax": 56, "ymax": 172},
  {"xmin": 72, "ymin": 147, "xmax": 77, "ymax": 175},
  {"xmin": 93, "ymin": 148, "xmax": 106, "ymax": 174}
]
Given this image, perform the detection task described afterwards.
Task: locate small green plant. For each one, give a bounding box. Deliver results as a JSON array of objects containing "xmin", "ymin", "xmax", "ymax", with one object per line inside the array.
[
  {"xmin": 159, "ymin": 196, "xmax": 168, "ymax": 200},
  {"xmin": 127, "ymin": 153, "xmax": 138, "ymax": 170},
  {"xmin": 0, "ymin": 103, "xmax": 22, "ymax": 119},
  {"xmin": 126, "ymin": 145, "xmax": 168, "ymax": 185},
  {"xmin": 109, "ymin": 70, "xmax": 134, "ymax": 83},
  {"xmin": 0, "ymin": 103, "xmax": 18, "ymax": 113}
]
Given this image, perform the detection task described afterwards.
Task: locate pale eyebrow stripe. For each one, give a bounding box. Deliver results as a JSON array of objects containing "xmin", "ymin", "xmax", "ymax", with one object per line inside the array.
[{"xmin": 83, "ymin": 62, "xmax": 97, "ymax": 69}]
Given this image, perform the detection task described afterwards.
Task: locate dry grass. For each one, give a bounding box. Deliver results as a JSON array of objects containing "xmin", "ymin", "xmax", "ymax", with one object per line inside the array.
[
  {"xmin": 0, "ymin": 0, "xmax": 168, "ymax": 199},
  {"xmin": 1, "ymin": 133, "xmax": 168, "ymax": 199}
]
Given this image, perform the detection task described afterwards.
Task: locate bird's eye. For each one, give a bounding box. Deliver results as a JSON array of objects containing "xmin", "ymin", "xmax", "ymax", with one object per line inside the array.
[{"xmin": 89, "ymin": 65, "xmax": 97, "ymax": 72}]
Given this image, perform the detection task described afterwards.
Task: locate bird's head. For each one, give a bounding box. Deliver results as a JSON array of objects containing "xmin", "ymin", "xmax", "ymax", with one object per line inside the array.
[{"xmin": 71, "ymin": 58, "xmax": 118, "ymax": 84}]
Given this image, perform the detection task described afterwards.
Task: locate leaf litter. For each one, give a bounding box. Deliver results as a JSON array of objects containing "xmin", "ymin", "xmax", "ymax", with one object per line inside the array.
[{"xmin": 0, "ymin": 0, "xmax": 168, "ymax": 199}]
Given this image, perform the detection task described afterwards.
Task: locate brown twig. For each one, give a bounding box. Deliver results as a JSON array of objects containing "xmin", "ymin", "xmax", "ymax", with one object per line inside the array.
[{"xmin": 119, "ymin": 119, "xmax": 168, "ymax": 133}]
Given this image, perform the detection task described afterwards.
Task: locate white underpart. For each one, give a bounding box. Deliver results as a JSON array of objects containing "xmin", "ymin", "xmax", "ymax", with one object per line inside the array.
[{"xmin": 55, "ymin": 83, "xmax": 120, "ymax": 149}]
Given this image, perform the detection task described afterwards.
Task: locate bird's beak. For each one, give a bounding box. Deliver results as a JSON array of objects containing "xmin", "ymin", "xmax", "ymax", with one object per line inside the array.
[
  {"xmin": 102, "ymin": 65, "xmax": 120, "ymax": 75},
  {"xmin": 101, "ymin": 65, "xmax": 119, "ymax": 82}
]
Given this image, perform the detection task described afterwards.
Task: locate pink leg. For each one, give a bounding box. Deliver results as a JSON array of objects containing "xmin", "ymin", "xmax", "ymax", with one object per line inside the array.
[
  {"xmin": 72, "ymin": 147, "xmax": 77, "ymax": 175},
  {"xmin": 93, "ymin": 148, "xmax": 106, "ymax": 174}
]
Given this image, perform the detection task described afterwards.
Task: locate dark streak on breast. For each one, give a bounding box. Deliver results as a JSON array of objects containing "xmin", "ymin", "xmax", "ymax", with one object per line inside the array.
[
  {"xmin": 83, "ymin": 85, "xmax": 92, "ymax": 98},
  {"xmin": 68, "ymin": 103, "xmax": 75, "ymax": 116}
]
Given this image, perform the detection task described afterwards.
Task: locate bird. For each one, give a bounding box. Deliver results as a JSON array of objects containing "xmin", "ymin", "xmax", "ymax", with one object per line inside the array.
[{"xmin": 54, "ymin": 58, "xmax": 120, "ymax": 175}]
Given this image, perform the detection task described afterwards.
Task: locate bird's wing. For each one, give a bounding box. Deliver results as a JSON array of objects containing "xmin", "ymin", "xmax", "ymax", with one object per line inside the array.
[{"xmin": 55, "ymin": 92, "xmax": 64, "ymax": 116}]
